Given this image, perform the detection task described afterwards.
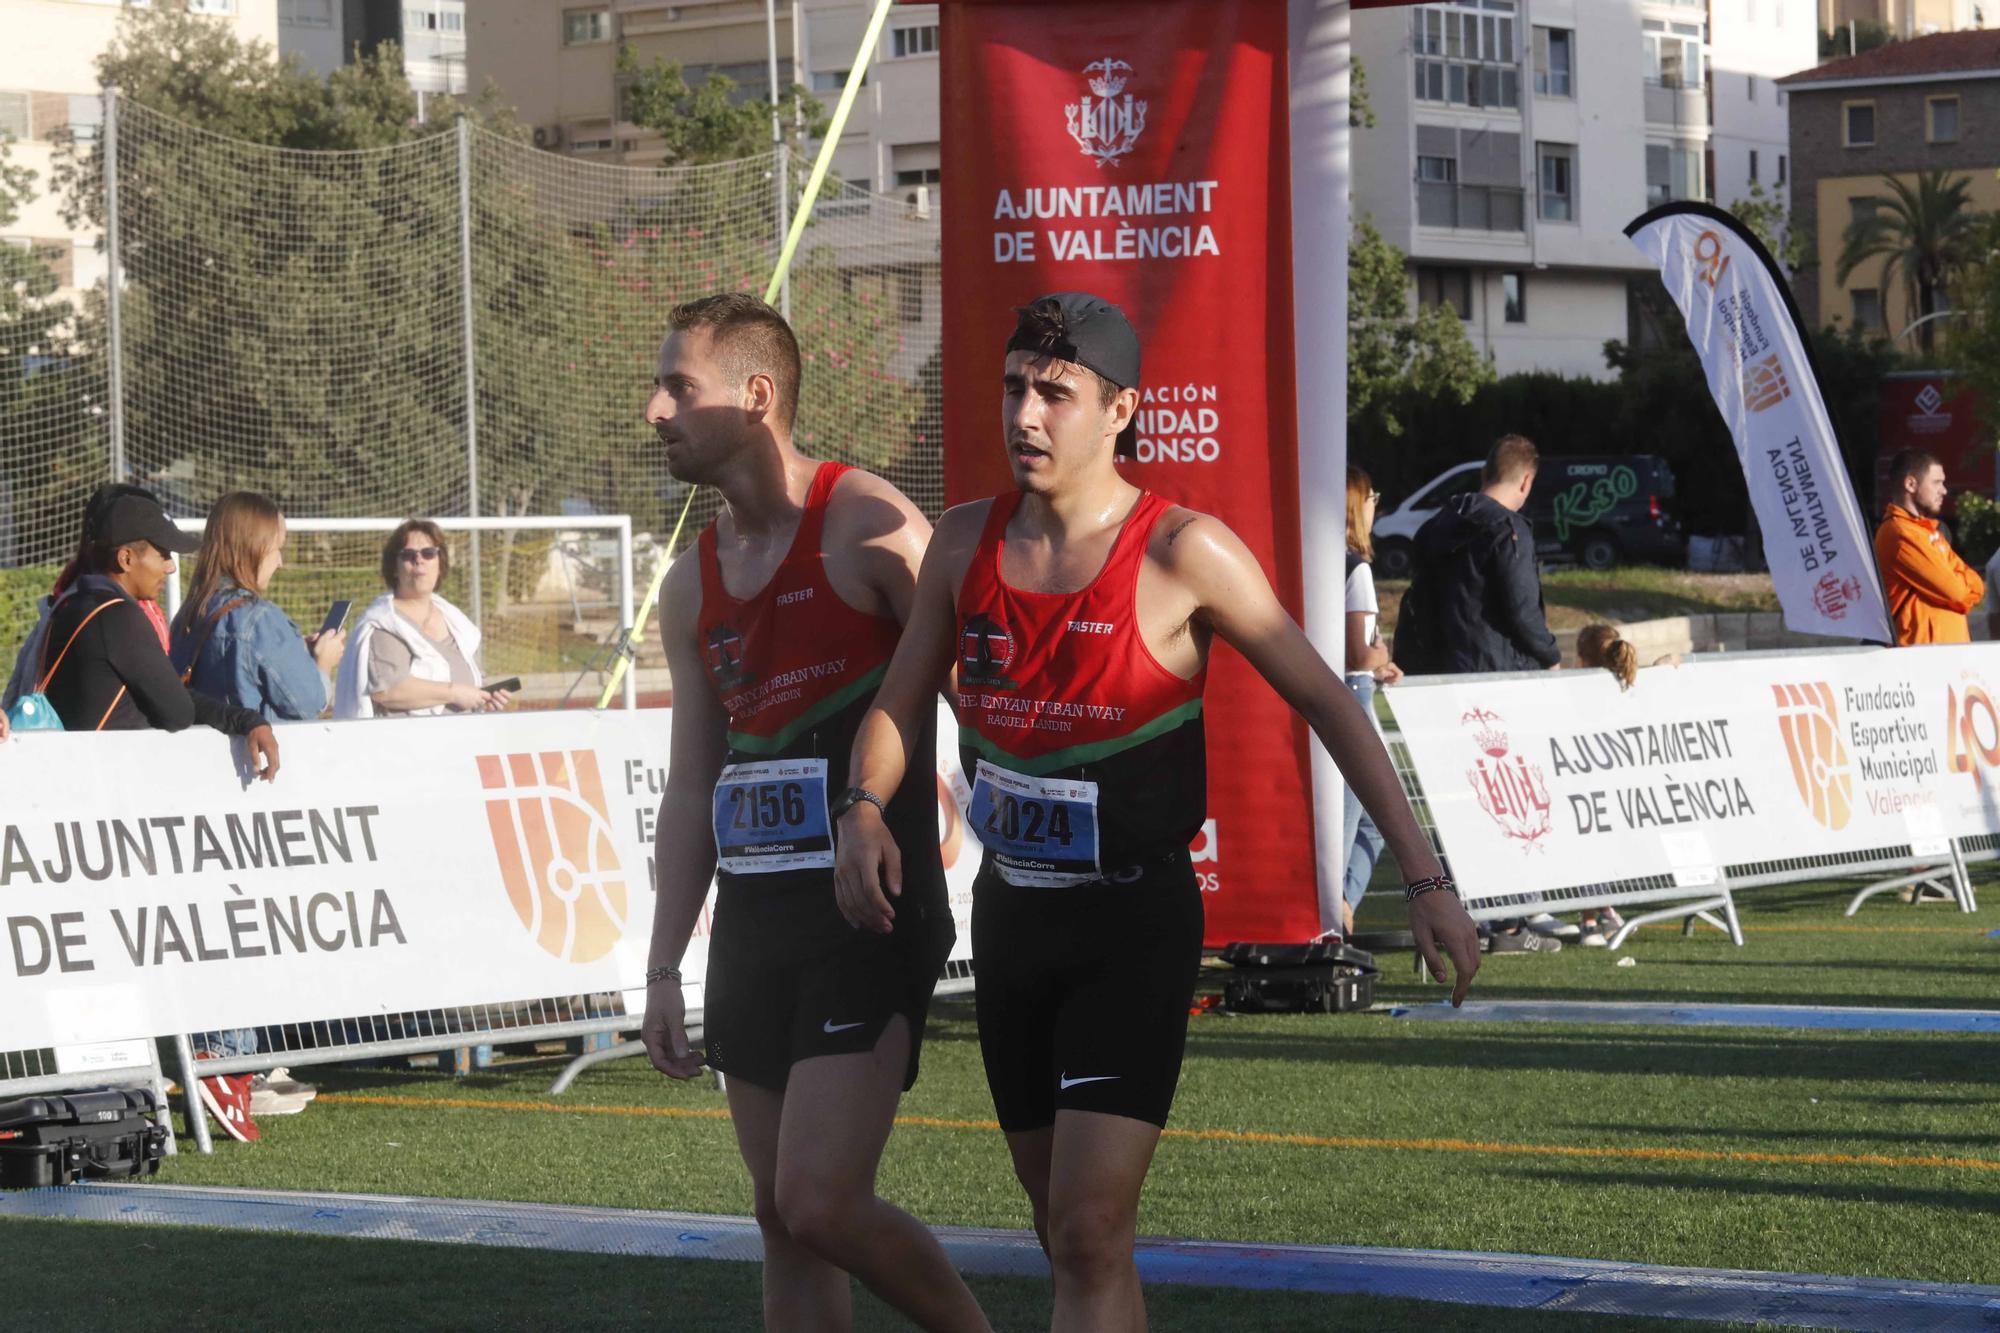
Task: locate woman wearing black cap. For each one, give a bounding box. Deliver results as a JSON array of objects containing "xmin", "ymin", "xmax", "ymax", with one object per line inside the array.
[{"xmin": 33, "ymin": 489, "xmax": 279, "ymax": 776}]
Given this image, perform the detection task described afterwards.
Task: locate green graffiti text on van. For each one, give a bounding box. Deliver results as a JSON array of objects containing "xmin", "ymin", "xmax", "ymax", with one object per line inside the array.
[{"xmin": 1550, "ymin": 466, "xmax": 1638, "ymax": 541}]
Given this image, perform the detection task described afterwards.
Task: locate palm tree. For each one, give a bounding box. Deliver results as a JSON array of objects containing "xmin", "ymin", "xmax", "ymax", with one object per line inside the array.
[{"xmin": 1836, "ymin": 169, "xmax": 1983, "ymax": 353}]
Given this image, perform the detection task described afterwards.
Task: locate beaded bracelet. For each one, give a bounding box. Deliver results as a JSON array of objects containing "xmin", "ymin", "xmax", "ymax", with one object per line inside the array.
[
  {"xmin": 1403, "ymin": 874, "xmax": 1457, "ymax": 904},
  {"xmin": 644, "ymin": 965, "xmax": 682, "ymax": 985}
]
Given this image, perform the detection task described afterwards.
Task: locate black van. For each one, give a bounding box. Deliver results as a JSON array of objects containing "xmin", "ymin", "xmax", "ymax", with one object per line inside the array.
[{"xmin": 1372, "ymin": 454, "xmax": 1685, "ymax": 575}]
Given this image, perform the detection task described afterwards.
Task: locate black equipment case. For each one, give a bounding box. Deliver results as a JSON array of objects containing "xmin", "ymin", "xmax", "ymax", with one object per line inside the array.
[
  {"xmin": 0, "ymin": 1088, "xmax": 167, "ymax": 1189},
  {"xmin": 1218, "ymin": 939, "xmax": 1379, "ymax": 1014}
]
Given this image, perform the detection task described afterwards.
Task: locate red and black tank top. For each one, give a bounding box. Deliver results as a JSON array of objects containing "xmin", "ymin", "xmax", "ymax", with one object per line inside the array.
[
  {"xmin": 696, "ymin": 461, "xmax": 936, "ymax": 889},
  {"xmin": 955, "ymin": 490, "xmax": 1207, "ymax": 886}
]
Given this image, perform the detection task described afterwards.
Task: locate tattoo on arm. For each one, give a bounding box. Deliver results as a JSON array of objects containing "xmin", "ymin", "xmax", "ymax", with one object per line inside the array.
[{"xmin": 1164, "ymin": 517, "xmax": 1199, "ymax": 547}]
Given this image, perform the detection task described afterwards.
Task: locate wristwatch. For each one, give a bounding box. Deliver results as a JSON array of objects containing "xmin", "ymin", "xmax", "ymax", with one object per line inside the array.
[{"xmin": 829, "ymin": 786, "xmax": 888, "ymax": 823}]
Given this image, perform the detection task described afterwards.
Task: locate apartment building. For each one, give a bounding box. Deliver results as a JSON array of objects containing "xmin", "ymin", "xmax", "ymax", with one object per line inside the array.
[
  {"xmin": 1, "ymin": 0, "xmax": 279, "ymax": 307},
  {"xmin": 1351, "ymin": 0, "xmax": 1815, "ymax": 380},
  {"xmin": 465, "ymin": 0, "xmax": 941, "ymax": 199},
  {"xmin": 1779, "ymin": 29, "xmax": 2000, "ymax": 333},
  {"xmin": 1821, "ymin": 0, "xmax": 1990, "ymax": 37},
  {"xmin": 278, "ymin": 0, "xmax": 467, "ymax": 106}
]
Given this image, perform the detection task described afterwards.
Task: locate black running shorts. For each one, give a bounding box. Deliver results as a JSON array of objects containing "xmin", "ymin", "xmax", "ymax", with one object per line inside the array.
[
  {"xmin": 703, "ymin": 872, "xmax": 954, "ymax": 1094},
  {"xmin": 972, "ymin": 849, "xmax": 1205, "ymax": 1132}
]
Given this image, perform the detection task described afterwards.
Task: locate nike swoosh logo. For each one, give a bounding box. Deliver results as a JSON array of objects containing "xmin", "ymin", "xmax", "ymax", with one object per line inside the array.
[
  {"xmin": 1059, "ymin": 1074, "xmax": 1119, "ymax": 1091},
  {"xmin": 823, "ymin": 1020, "xmax": 866, "ymax": 1034}
]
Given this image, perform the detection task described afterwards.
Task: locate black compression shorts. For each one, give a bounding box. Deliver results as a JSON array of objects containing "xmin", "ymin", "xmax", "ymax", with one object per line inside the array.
[
  {"xmin": 972, "ymin": 849, "xmax": 1205, "ymax": 1132},
  {"xmin": 703, "ymin": 874, "xmax": 954, "ymax": 1094}
]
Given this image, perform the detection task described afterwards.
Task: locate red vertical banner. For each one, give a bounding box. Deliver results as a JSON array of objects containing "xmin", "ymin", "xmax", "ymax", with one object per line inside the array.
[{"xmin": 935, "ymin": 0, "xmax": 1317, "ymax": 945}]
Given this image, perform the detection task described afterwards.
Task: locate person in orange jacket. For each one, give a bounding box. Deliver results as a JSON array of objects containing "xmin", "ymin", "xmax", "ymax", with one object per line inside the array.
[{"xmin": 1874, "ymin": 448, "xmax": 1984, "ymax": 645}]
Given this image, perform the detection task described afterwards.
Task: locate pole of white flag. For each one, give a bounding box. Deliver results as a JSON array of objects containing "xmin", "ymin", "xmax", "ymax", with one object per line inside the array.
[
  {"xmin": 597, "ymin": 0, "xmax": 893, "ymax": 710},
  {"xmin": 1289, "ymin": 0, "xmax": 1353, "ymax": 935}
]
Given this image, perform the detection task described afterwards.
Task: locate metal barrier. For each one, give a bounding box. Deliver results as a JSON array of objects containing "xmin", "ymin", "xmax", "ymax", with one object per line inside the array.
[
  {"xmin": 167, "ymin": 964, "xmax": 980, "ymax": 1152},
  {"xmin": 169, "ymin": 991, "xmax": 634, "ymax": 1154},
  {"xmin": 1381, "ymin": 722, "xmax": 1971, "ymax": 948}
]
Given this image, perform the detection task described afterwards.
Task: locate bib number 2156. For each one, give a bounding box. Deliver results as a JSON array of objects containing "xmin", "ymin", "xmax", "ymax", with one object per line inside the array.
[
  {"xmin": 969, "ymin": 760, "xmax": 1100, "ymax": 887},
  {"xmin": 712, "ymin": 757, "xmax": 833, "ymax": 874}
]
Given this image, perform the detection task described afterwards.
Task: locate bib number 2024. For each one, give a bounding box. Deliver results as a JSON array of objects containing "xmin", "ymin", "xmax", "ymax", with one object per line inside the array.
[{"xmin": 969, "ymin": 760, "xmax": 1100, "ymax": 888}]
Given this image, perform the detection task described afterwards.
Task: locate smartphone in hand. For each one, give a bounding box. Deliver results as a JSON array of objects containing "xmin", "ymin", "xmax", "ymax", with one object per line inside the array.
[
  {"xmin": 483, "ymin": 677, "xmax": 522, "ymax": 694},
  {"xmin": 319, "ymin": 600, "xmax": 354, "ymax": 636}
]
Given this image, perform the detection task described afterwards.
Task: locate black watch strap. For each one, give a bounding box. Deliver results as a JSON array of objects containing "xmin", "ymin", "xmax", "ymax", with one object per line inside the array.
[{"xmin": 831, "ymin": 786, "xmax": 888, "ymax": 822}]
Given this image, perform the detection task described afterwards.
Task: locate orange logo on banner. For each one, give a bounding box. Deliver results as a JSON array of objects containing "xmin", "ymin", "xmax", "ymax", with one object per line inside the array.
[
  {"xmin": 1772, "ymin": 683, "xmax": 1853, "ymax": 830},
  {"xmin": 1743, "ymin": 354, "xmax": 1793, "ymax": 414},
  {"xmin": 477, "ymin": 751, "xmax": 629, "ymax": 963}
]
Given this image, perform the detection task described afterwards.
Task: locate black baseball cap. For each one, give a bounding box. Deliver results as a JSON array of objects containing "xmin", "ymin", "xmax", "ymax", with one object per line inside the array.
[
  {"xmin": 97, "ymin": 493, "xmax": 199, "ymax": 555},
  {"xmin": 1007, "ymin": 292, "xmax": 1142, "ymax": 459}
]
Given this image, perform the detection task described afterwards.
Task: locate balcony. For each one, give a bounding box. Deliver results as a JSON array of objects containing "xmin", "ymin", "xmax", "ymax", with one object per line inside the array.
[
  {"xmin": 1643, "ymin": 79, "xmax": 1709, "ymax": 130},
  {"xmin": 1417, "ymin": 181, "xmax": 1527, "ymax": 232}
]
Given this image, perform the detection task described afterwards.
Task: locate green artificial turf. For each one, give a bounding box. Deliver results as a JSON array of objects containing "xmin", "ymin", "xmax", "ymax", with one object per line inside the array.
[
  {"xmin": 125, "ymin": 880, "xmax": 2000, "ymax": 1290},
  {"xmin": 0, "ymin": 1217, "xmax": 1734, "ymax": 1333},
  {"xmin": 24, "ymin": 879, "xmax": 1997, "ymax": 1330}
]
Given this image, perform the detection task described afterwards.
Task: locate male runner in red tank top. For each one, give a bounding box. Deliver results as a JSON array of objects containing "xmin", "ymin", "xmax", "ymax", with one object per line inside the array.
[
  {"xmin": 836, "ymin": 293, "xmax": 1481, "ymax": 1330},
  {"xmin": 638, "ymin": 294, "xmax": 988, "ymax": 1333}
]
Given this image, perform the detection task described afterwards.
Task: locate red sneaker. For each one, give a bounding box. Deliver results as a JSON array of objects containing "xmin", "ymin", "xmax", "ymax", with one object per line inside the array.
[{"xmin": 195, "ymin": 1052, "xmax": 260, "ymax": 1143}]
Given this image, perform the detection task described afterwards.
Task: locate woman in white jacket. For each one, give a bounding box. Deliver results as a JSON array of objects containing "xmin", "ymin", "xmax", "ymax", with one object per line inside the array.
[{"xmin": 334, "ymin": 519, "xmax": 510, "ymax": 719}]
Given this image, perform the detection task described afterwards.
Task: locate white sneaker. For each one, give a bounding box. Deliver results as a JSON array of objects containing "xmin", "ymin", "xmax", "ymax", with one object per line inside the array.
[
  {"xmin": 1524, "ymin": 913, "xmax": 1580, "ymax": 940},
  {"xmin": 1579, "ymin": 929, "xmax": 1609, "ymax": 947},
  {"xmin": 249, "ymin": 1085, "xmax": 313, "ymax": 1116},
  {"xmin": 249, "ymin": 1068, "xmax": 317, "ymax": 1116}
]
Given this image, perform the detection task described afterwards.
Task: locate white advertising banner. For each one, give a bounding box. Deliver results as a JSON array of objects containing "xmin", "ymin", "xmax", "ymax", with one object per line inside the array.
[
  {"xmin": 1390, "ymin": 646, "xmax": 2000, "ymax": 906},
  {"xmin": 1626, "ymin": 203, "xmax": 1893, "ymax": 646},
  {"xmin": 1, "ymin": 705, "xmax": 980, "ymax": 1051}
]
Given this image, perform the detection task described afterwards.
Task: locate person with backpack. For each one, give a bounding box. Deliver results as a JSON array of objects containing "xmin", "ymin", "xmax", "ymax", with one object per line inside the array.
[{"xmin": 5, "ymin": 482, "xmax": 157, "ymax": 717}]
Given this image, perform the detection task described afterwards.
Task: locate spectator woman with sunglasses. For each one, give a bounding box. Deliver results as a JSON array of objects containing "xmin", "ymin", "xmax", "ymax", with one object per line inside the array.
[{"xmin": 333, "ymin": 519, "xmax": 509, "ymax": 719}]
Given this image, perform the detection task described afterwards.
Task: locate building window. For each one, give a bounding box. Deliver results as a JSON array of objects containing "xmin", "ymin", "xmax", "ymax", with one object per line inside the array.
[
  {"xmin": 282, "ymin": 0, "xmax": 334, "ymax": 25},
  {"xmin": 0, "ymin": 92, "xmax": 28, "ymax": 141},
  {"xmin": 1415, "ymin": 125, "xmax": 1525, "ymax": 232},
  {"xmin": 1928, "ymin": 96, "xmax": 1960, "ymax": 143},
  {"xmin": 407, "ymin": 8, "xmax": 439, "ymax": 31},
  {"xmin": 66, "ymin": 94, "xmax": 104, "ymax": 144},
  {"xmin": 890, "ymin": 25, "xmax": 938, "ymax": 59},
  {"xmin": 569, "ymin": 135, "xmax": 615, "ymax": 153},
  {"xmin": 1777, "ymin": 153, "xmax": 1787, "ymax": 185},
  {"xmin": 1748, "ymin": 148, "xmax": 1759, "ymax": 182},
  {"xmin": 811, "ymin": 69, "xmax": 864, "ymax": 92},
  {"xmin": 1502, "ymin": 272, "xmax": 1526, "ymax": 323},
  {"xmin": 563, "ymin": 9, "xmax": 611, "ymax": 45},
  {"xmin": 1851, "ymin": 288, "xmax": 1882, "ymax": 330},
  {"xmin": 1643, "ymin": 20, "xmax": 1705, "ymax": 90},
  {"xmin": 1844, "ymin": 101, "xmax": 1875, "ymax": 146},
  {"xmin": 1413, "ymin": 2, "xmax": 1520, "ymax": 111},
  {"xmin": 1417, "ymin": 266, "xmax": 1474, "ymax": 320},
  {"xmin": 1850, "ymin": 197, "xmax": 1880, "ymax": 231},
  {"xmin": 187, "ymin": 0, "xmax": 236, "ymax": 12},
  {"xmin": 442, "ymin": 10, "xmax": 462, "ymax": 31},
  {"xmin": 1645, "ymin": 142, "xmax": 1702, "ymax": 207},
  {"xmin": 1533, "ymin": 26, "xmax": 1573, "ymax": 97},
  {"xmin": 1537, "ymin": 142, "xmax": 1575, "ymax": 221},
  {"xmin": 1747, "ymin": 73, "xmax": 1757, "ymax": 101},
  {"xmin": 891, "ymin": 141, "xmax": 941, "ymax": 192}
]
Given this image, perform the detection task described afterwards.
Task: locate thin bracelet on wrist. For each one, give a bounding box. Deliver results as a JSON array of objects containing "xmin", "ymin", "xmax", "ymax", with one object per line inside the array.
[
  {"xmin": 644, "ymin": 965, "xmax": 682, "ymax": 985},
  {"xmin": 1403, "ymin": 874, "xmax": 1457, "ymax": 904}
]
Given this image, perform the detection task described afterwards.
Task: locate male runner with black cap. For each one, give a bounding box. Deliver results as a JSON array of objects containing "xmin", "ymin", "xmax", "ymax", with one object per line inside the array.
[
  {"xmin": 834, "ymin": 292, "xmax": 1480, "ymax": 1329},
  {"xmin": 636, "ymin": 294, "xmax": 987, "ymax": 1332}
]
